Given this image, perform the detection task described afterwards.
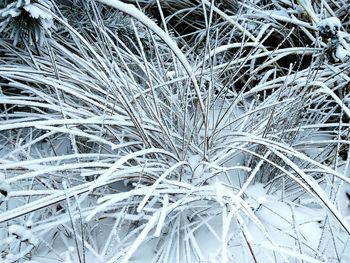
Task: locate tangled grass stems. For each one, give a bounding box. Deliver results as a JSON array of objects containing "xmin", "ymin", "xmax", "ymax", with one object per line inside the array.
[{"xmin": 0, "ymin": 0, "xmax": 350, "ymax": 262}]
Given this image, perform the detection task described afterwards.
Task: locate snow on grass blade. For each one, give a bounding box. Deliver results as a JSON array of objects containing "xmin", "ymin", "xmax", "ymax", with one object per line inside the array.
[
  {"xmin": 136, "ymin": 161, "xmax": 187, "ymax": 213},
  {"xmin": 95, "ymin": 0, "xmax": 206, "ymax": 118},
  {"xmin": 154, "ymin": 194, "xmax": 169, "ymax": 238},
  {"xmin": 89, "ymin": 148, "xmax": 178, "ymax": 190}
]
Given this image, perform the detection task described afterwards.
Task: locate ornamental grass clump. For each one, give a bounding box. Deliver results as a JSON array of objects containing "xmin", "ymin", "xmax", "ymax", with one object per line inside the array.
[{"xmin": 0, "ymin": 0, "xmax": 350, "ymax": 262}]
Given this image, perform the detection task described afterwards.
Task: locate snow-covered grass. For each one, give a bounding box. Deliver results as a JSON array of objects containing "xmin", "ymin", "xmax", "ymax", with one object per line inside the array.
[{"xmin": 1, "ymin": 0, "xmax": 350, "ymax": 262}]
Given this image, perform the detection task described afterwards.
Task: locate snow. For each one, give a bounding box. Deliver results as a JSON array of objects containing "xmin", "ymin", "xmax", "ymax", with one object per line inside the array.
[
  {"xmin": 0, "ymin": 1, "xmax": 52, "ymax": 20},
  {"xmin": 257, "ymin": 196, "xmax": 267, "ymax": 205},
  {"xmin": 335, "ymin": 31, "xmax": 350, "ymax": 61},
  {"xmin": 154, "ymin": 194, "xmax": 169, "ymax": 237},
  {"xmin": 255, "ymin": 200, "xmax": 324, "ymax": 251},
  {"xmin": 23, "ymin": 4, "xmax": 52, "ymax": 20},
  {"xmin": 188, "ymin": 153, "xmax": 202, "ymax": 171},
  {"xmin": 318, "ymin": 17, "xmax": 341, "ymax": 31},
  {"xmin": 317, "ymin": 16, "xmax": 350, "ymax": 61},
  {"xmin": 8, "ymin": 224, "xmax": 39, "ymax": 246},
  {"xmin": 62, "ymin": 247, "xmax": 75, "ymax": 263},
  {"xmin": 336, "ymin": 45, "xmax": 349, "ymax": 61}
]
